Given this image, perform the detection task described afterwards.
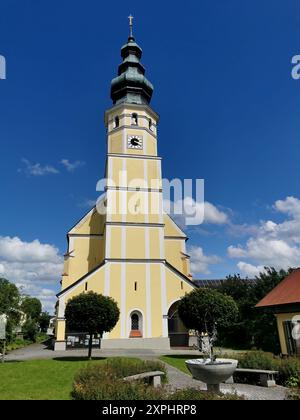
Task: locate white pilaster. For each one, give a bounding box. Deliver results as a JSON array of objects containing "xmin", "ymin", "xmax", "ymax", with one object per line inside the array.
[
  {"xmin": 120, "ymin": 264, "xmax": 127, "ymax": 338},
  {"xmin": 160, "ymin": 264, "xmax": 168, "ymax": 337}
]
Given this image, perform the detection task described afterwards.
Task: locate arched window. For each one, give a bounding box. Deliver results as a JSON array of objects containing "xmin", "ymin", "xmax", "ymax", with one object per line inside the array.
[
  {"xmin": 131, "ymin": 313, "xmax": 139, "ymax": 331},
  {"xmin": 129, "ymin": 310, "xmax": 143, "ymax": 338},
  {"xmin": 114, "ymin": 116, "xmax": 119, "ymax": 128},
  {"xmin": 131, "ymin": 113, "xmax": 138, "ymax": 126}
]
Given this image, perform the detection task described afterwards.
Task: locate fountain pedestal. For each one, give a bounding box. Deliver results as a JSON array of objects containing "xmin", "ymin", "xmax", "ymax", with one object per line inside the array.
[{"xmin": 185, "ymin": 358, "xmax": 238, "ymax": 394}]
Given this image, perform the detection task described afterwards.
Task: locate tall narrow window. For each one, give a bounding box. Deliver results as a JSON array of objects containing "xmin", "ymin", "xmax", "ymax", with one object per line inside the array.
[
  {"xmin": 85, "ymin": 282, "xmax": 88, "ymax": 291},
  {"xmin": 114, "ymin": 116, "xmax": 119, "ymax": 128},
  {"xmin": 181, "ymin": 281, "xmax": 183, "ymax": 290},
  {"xmin": 134, "ymin": 281, "xmax": 137, "ymax": 291},
  {"xmin": 131, "ymin": 113, "xmax": 138, "ymax": 125},
  {"xmin": 131, "ymin": 313, "xmax": 139, "ymax": 331},
  {"xmin": 149, "ymin": 118, "xmax": 153, "ymax": 131}
]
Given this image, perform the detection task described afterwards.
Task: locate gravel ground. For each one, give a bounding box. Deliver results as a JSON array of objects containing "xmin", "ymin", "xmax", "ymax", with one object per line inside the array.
[
  {"xmin": 4, "ymin": 342, "xmax": 201, "ymax": 361},
  {"xmin": 162, "ymin": 362, "xmax": 289, "ymax": 401}
]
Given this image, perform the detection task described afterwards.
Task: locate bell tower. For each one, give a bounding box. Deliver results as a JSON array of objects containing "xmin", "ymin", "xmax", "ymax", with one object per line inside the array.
[
  {"xmin": 104, "ymin": 17, "xmax": 164, "ymax": 262},
  {"xmin": 54, "ymin": 18, "xmax": 195, "ymax": 352}
]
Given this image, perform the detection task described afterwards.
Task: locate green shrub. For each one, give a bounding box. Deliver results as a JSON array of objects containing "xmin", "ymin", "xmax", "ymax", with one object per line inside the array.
[
  {"xmin": 104, "ymin": 357, "xmax": 167, "ymax": 383},
  {"xmin": 238, "ymin": 351, "xmax": 277, "ymax": 371},
  {"xmin": 287, "ymin": 390, "xmax": 300, "ymax": 400},
  {"xmin": 278, "ymin": 359, "xmax": 300, "ymax": 388},
  {"xmin": 230, "ymin": 351, "xmax": 300, "ymax": 388},
  {"xmin": 285, "ymin": 376, "xmax": 300, "ymax": 388},
  {"xmin": 22, "ymin": 319, "xmax": 39, "ymax": 342},
  {"xmin": 72, "ymin": 373, "xmax": 164, "ymax": 400},
  {"xmin": 72, "ymin": 358, "xmax": 168, "ymax": 400},
  {"xmin": 71, "ymin": 357, "xmax": 243, "ymax": 400}
]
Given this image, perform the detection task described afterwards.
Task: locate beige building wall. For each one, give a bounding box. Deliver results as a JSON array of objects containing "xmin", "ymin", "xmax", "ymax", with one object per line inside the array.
[
  {"xmin": 54, "ymin": 103, "xmax": 196, "ymax": 351},
  {"xmin": 276, "ymin": 312, "xmax": 300, "ymax": 355}
]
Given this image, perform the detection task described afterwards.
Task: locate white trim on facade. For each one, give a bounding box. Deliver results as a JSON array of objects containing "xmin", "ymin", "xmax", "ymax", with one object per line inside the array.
[
  {"xmin": 121, "ymin": 158, "xmax": 127, "ymax": 222},
  {"xmin": 143, "ymin": 160, "xmax": 149, "ymax": 224},
  {"xmin": 160, "ymin": 264, "xmax": 168, "ymax": 337},
  {"xmin": 68, "ymin": 236, "xmax": 75, "ymax": 256},
  {"xmin": 104, "ymin": 263, "xmax": 110, "ymax": 296},
  {"xmin": 105, "ymin": 225, "xmax": 111, "ymax": 259},
  {"xmin": 58, "ymin": 296, "xmax": 65, "ymax": 318},
  {"xmin": 108, "ymin": 153, "xmax": 161, "ymax": 161},
  {"xmin": 159, "ymin": 227, "xmax": 165, "ymax": 259},
  {"xmin": 121, "ymin": 227, "xmax": 127, "ymax": 259},
  {"xmin": 127, "ymin": 308, "xmax": 146, "ymax": 339},
  {"xmin": 103, "ymin": 263, "xmax": 111, "ymax": 340},
  {"xmin": 145, "ymin": 264, "xmax": 152, "ymax": 337},
  {"xmin": 120, "ymin": 264, "xmax": 127, "ymax": 338}
]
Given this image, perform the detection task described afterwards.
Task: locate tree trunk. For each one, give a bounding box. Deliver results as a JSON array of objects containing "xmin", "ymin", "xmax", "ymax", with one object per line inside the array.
[{"xmin": 88, "ymin": 332, "xmax": 93, "ymax": 360}]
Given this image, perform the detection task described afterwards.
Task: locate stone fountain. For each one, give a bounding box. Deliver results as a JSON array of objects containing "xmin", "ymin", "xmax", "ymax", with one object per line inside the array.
[{"xmin": 185, "ymin": 333, "xmax": 238, "ymax": 393}]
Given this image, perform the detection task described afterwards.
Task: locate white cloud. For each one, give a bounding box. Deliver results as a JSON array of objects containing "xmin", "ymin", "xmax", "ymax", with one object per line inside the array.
[
  {"xmin": 188, "ymin": 246, "xmax": 221, "ymax": 275},
  {"xmin": 19, "ymin": 159, "xmax": 59, "ymax": 176},
  {"xmin": 204, "ymin": 202, "xmax": 228, "ymax": 224},
  {"xmin": 237, "ymin": 262, "xmax": 266, "ymax": 277},
  {"xmin": 228, "ymin": 196, "xmax": 300, "ymax": 274},
  {"xmin": 163, "ymin": 198, "xmax": 229, "ymax": 227},
  {"xmin": 61, "ymin": 159, "xmax": 85, "ymax": 172},
  {"xmin": 0, "ymin": 236, "xmax": 63, "ymax": 313},
  {"xmin": 275, "ymin": 196, "xmax": 300, "ymax": 218}
]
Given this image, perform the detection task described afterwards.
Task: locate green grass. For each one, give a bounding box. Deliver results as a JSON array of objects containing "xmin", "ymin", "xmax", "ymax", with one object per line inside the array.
[
  {"xmin": 0, "ymin": 357, "xmax": 123, "ymax": 400},
  {"xmin": 160, "ymin": 355, "xmax": 200, "ymax": 375}
]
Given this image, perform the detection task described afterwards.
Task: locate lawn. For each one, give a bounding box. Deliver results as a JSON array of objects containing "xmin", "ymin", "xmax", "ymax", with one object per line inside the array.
[
  {"xmin": 0, "ymin": 357, "xmax": 140, "ymax": 400},
  {"xmin": 160, "ymin": 355, "xmax": 200, "ymax": 375}
]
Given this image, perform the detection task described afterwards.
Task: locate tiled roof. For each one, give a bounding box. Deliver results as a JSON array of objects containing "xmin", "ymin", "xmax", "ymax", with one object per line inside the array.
[{"xmin": 256, "ymin": 268, "xmax": 300, "ymax": 308}]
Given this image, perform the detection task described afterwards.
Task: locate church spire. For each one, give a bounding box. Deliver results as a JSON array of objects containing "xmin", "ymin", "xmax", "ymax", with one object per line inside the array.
[
  {"xmin": 110, "ymin": 16, "xmax": 154, "ymax": 106},
  {"xmin": 128, "ymin": 14, "xmax": 134, "ymax": 40}
]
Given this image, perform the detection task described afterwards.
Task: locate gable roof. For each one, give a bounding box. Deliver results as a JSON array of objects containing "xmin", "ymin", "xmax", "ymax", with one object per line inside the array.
[{"xmin": 256, "ymin": 268, "xmax": 300, "ymax": 308}]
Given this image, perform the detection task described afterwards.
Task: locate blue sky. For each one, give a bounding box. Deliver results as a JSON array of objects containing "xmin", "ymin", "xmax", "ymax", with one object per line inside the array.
[{"xmin": 1, "ymin": 0, "xmax": 300, "ymax": 311}]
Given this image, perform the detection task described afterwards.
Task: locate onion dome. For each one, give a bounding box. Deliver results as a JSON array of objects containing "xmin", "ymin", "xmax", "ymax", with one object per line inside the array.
[{"xmin": 110, "ymin": 16, "xmax": 154, "ymax": 105}]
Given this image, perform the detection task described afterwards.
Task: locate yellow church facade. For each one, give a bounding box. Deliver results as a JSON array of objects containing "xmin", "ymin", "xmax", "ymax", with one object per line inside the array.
[{"xmin": 54, "ymin": 22, "xmax": 196, "ymax": 351}]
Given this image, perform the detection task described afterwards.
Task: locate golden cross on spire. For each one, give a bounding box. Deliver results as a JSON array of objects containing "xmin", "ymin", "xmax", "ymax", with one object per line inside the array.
[{"xmin": 128, "ymin": 14, "xmax": 134, "ymax": 38}]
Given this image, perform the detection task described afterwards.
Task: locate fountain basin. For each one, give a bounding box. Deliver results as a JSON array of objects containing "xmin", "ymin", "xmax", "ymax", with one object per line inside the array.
[{"xmin": 185, "ymin": 358, "xmax": 238, "ymax": 392}]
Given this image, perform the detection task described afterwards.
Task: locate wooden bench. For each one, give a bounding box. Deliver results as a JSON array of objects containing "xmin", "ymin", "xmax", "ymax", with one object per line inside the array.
[
  {"xmin": 123, "ymin": 370, "xmax": 165, "ymax": 388},
  {"xmin": 226, "ymin": 368, "xmax": 278, "ymax": 387}
]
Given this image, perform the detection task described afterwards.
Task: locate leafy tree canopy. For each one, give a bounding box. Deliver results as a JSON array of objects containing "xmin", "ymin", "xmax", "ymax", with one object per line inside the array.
[
  {"xmin": 65, "ymin": 292, "xmax": 120, "ymax": 359},
  {"xmin": 0, "ymin": 278, "xmax": 20, "ymax": 315},
  {"xmin": 21, "ymin": 296, "xmax": 42, "ymax": 321},
  {"xmin": 65, "ymin": 292, "xmax": 120, "ymax": 335},
  {"xmin": 178, "ymin": 288, "xmax": 238, "ymax": 336},
  {"xmin": 39, "ymin": 312, "xmax": 51, "ymax": 332},
  {"xmin": 216, "ymin": 267, "xmax": 293, "ymax": 353}
]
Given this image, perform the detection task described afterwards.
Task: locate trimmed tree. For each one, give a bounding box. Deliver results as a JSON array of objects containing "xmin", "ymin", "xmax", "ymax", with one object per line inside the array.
[
  {"xmin": 65, "ymin": 292, "xmax": 120, "ymax": 359},
  {"xmin": 21, "ymin": 297, "xmax": 42, "ymax": 321},
  {"xmin": 178, "ymin": 288, "xmax": 238, "ymax": 360}
]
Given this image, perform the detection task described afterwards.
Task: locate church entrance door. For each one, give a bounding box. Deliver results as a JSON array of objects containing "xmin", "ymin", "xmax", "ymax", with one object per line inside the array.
[{"xmin": 168, "ymin": 301, "xmax": 189, "ymax": 347}]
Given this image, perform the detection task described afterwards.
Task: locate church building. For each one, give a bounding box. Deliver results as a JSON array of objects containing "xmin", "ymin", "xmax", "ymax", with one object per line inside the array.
[{"xmin": 54, "ymin": 19, "xmax": 196, "ymax": 351}]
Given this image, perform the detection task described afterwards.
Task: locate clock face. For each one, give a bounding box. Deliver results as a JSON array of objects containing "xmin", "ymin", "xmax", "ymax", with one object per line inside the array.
[{"xmin": 127, "ymin": 135, "xmax": 143, "ymax": 150}]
